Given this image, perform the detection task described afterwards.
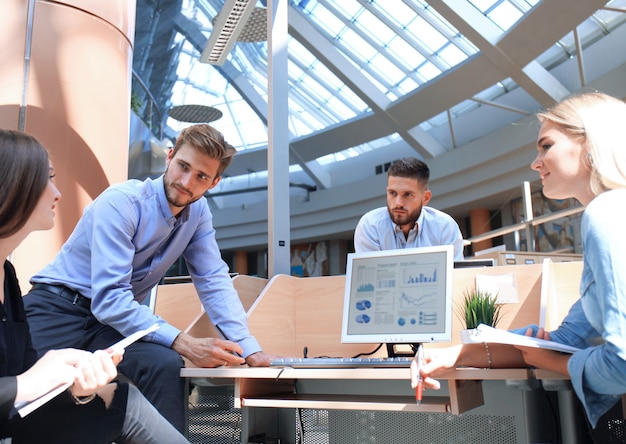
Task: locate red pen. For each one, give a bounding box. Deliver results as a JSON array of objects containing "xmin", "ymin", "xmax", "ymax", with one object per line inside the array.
[{"xmin": 415, "ymin": 343, "xmax": 423, "ymax": 405}]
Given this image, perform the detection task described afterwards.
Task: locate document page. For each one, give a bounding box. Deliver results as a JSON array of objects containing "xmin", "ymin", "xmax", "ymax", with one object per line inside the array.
[{"xmin": 460, "ymin": 323, "xmax": 581, "ymax": 354}]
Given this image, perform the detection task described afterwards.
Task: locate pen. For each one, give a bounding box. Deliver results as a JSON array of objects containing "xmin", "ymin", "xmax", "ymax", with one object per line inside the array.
[
  {"xmin": 214, "ymin": 324, "xmax": 242, "ymax": 358},
  {"xmin": 416, "ymin": 343, "xmax": 423, "ymax": 406}
]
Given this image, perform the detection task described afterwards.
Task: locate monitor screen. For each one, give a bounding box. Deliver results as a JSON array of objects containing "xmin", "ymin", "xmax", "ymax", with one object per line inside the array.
[{"xmin": 341, "ymin": 245, "xmax": 454, "ymax": 344}]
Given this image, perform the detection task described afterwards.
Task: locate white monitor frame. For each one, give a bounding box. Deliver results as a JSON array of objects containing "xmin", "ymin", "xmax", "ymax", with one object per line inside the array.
[{"xmin": 341, "ymin": 245, "xmax": 454, "ymax": 344}]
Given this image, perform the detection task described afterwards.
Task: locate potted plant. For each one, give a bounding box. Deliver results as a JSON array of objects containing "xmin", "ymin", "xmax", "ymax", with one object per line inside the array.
[{"xmin": 458, "ymin": 288, "xmax": 502, "ymax": 340}]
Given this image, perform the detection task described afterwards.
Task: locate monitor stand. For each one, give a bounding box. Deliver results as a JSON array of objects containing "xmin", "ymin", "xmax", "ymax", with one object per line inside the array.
[{"xmin": 386, "ymin": 343, "xmax": 420, "ymax": 358}]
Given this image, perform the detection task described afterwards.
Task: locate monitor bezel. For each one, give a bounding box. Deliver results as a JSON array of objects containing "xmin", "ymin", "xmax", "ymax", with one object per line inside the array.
[{"xmin": 341, "ymin": 245, "xmax": 454, "ymax": 345}]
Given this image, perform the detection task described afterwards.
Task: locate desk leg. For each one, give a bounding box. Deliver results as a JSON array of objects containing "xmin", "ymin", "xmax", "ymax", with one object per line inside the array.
[
  {"xmin": 558, "ymin": 390, "xmax": 582, "ymax": 444},
  {"xmin": 183, "ymin": 378, "xmax": 190, "ymax": 440}
]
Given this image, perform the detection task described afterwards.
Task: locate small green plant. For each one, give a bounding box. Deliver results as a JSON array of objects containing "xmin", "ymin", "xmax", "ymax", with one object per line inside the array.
[{"xmin": 459, "ymin": 288, "xmax": 502, "ymax": 329}]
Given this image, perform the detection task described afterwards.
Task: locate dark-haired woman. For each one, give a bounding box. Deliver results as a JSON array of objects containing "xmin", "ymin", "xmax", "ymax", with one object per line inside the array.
[{"xmin": 0, "ymin": 129, "xmax": 188, "ymax": 443}]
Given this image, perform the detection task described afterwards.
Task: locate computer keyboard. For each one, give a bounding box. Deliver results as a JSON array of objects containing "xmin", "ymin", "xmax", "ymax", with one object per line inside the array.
[{"xmin": 269, "ymin": 356, "xmax": 414, "ymax": 368}]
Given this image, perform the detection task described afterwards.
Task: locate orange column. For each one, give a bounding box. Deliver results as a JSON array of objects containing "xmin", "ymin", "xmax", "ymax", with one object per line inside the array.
[
  {"xmin": 469, "ymin": 208, "xmax": 493, "ymax": 254},
  {"xmin": 234, "ymin": 251, "xmax": 249, "ymax": 275},
  {"xmin": 1, "ymin": 0, "xmax": 136, "ymax": 285}
]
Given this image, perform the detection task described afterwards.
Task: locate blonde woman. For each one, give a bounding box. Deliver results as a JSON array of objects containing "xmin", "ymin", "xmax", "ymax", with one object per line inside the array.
[{"xmin": 411, "ymin": 92, "xmax": 626, "ymax": 428}]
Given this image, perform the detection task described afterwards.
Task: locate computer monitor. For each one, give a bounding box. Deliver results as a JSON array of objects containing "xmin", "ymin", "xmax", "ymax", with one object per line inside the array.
[
  {"xmin": 453, "ymin": 258, "xmax": 495, "ymax": 269},
  {"xmin": 341, "ymin": 245, "xmax": 454, "ymax": 348}
]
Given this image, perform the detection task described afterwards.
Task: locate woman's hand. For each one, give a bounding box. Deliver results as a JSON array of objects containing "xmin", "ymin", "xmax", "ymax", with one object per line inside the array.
[
  {"xmin": 15, "ymin": 348, "xmax": 124, "ymax": 403},
  {"xmin": 69, "ymin": 349, "xmax": 124, "ymax": 398},
  {"xmin": 409, "ymin": 342, "xmax": 531, "ymax": 390},
  {"xmin": 410, "ymin": 345, "xmax": 463, "ymax": 390},
  {"xmin": 515, "ymin": 326, "xmax": 569, "ymax": 375}
]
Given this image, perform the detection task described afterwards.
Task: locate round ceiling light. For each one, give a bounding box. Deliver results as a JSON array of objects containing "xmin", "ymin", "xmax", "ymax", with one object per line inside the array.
[{"xmin": 168, "ymin": 104, "xmax": 223, "ymax": 123}]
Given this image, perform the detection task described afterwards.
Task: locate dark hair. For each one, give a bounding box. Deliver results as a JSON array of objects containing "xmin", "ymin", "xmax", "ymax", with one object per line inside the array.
[
  {"xmin": 0, "ymin": 130, "xmax": 50, "ymax": 238},
  {"xmin": 388, "ymin": 157, "xmax": 430, "ymax": 187},
  {"xmin": 171, "ymin": 124, "xmax": 237, "ymax": 177}
]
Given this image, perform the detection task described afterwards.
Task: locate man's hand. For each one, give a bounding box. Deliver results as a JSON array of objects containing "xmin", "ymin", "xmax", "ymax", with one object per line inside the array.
[
  {"xmin": 245, "ymin": 351, "xmax": 280, "ymax": 367},
  {"xmin": 172, "ymin": 332, "xmax": 245, "ymax": 368}
]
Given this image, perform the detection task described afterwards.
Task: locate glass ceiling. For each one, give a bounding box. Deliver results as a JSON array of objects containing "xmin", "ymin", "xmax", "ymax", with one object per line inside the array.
[{"xmin": 155, "ymin": 0, "xmax": 625, "ymax": 177}]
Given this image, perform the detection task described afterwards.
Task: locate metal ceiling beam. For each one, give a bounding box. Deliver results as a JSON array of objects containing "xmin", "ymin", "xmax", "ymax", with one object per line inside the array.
[{"xmin": 288, "ymin": 7, "xmax": 445, "ymax": 158}]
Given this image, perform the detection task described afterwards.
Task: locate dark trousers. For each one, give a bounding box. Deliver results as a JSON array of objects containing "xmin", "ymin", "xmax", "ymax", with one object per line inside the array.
[
  {"xmin": 23, "ymin": 287, "xmax": 187, "ymax": 433},
  {"xmin": 3, "ymin": 383, "xmax": 188, "ymax": 443},
  {"xmin": 3, "ymin": 383, "xmax": 126, "ymax": 444}
]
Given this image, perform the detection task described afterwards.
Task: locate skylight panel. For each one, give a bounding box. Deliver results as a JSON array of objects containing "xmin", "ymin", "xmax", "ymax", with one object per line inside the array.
[
  {"xmin": 467, "ymin": 0, "xmax": 540, "ymax": 31},
  {"xmin": 311, "ymin": 6, "xmax": 346, "ymax": 37},
  {"xmin": 375, "ymin": 1, "xmax": 420, "ymax": 29},
  {"xmin": 369, "ymin": 53, "xmax": 406, "ymax": 87},
  {"xmin": 330, "ymin": 0, "xmax": 362, "ymax": 19},
  {"xmin": 326, "ymin": 94, "xmax": 359, "ymax": 119},
  {"xmin": 397, "ymin": 77, "xmax": 420, "ymax": 96},
  {"xmin": 487, "ymin": 2, "xmax": 524, "ymax": 30},
  {"xmin": 386, "ymin": 35, "xmax": 427, "ymax": 70},
  {"xmin": 287, "ymin": 38, "xmax": 367, "ymax": 118},
  {"xmin": 289, "ymin": 38, "xmax": 317, "ymax": 67},
  {"xmin": 438, "ymin": 42, "xmax": 469, "ymax": 68},
  {"xmin": 405, "ymin": 17, "xmax": 444, "ymax": 53},
  {"xmin": 469, "ymin": 0, "xmax": 501, "ymax": 12},
  {"xmin": 338, "ymin": 27, "xmax": 379, "ymax": 63},
  {"xmin": 416, "ymin": 61, "xmax": 442, "ymax": 82},
  {"xmin": 358, "ymin": 10, "xmax": 396, "ymax": 45}
]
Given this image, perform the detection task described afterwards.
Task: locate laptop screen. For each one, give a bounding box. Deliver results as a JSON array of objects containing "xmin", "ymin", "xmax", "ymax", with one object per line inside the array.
[{"xmin": 341, "ymin": 245, "xmax": 454, "ymax": 344}]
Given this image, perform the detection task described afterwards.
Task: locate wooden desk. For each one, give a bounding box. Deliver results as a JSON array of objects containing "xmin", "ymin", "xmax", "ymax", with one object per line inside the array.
[
  {"xmin": 182, "ymin": 366, "xmax": 554, "ymax": 444},
  {"xmin": 178, "ymin": 265, "xmax": 585, "ymax": 442},
  {"xmin": 183, "ymin": 366, "xmax": 529, "ymax": 413}
]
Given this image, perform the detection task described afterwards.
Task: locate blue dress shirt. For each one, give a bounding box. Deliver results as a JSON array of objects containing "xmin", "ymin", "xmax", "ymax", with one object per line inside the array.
[
  {"xmin": 30, "ymin": 176, "xmax": 262, "ymax": 357},
  {"xmin": 354, "ymin": 206, "xmax": 464, "ymax": 260},
  {"xmin": 539, "ymin": 189, "xmax": 626, "ymax": 427}
]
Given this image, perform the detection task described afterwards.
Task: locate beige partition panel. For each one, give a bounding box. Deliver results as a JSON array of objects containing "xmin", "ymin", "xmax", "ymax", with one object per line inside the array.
[
  {"xmin": 449, "ymin": 263, "xmax": 544, "ymax": 345},
  {"xmin": 246, "ymin": 264, "xmax": 545, "ymax": 357},
  {"xmin": 185, "ymin": 275, "xmax": 268, "ymax": 338},
  {"xmin": 154, "ymin": 275, "xmax": 268, "ymax": 339},
  {"xmin": 540, "ymin": 260, "xmax": 583, "ymax": 331},
  {"xmin": 245, "ymin": 274, "xmax": 373, "ymax": 358},
  {"xmin": 1, "ymin": 0, "xmax": 135, "ymax": 285}
]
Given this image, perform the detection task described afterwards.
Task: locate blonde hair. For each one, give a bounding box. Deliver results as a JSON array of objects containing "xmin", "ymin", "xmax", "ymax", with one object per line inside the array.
[{"xmin": 537, "ymin": 92, "xmax": 626, "ymax": 195}]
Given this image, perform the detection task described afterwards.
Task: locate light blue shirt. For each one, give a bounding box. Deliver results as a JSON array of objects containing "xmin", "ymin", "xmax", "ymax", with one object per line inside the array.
[
  {"xmin": 31, "ymin": 176, "xmax": 262, "ymax": 358},
  {"xmin": 529, "ymin": 189, "xmax": 626, "ymax": 427},
  {"xmin": 354, "ymin": 206, "xmax": 464, "ymax": 260}
]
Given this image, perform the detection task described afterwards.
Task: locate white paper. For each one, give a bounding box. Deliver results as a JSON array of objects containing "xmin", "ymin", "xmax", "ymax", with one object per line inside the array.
[
  {"xmin": 460, "ymin": 323, "xmax": 580, "ymax": 354},
  {"xmin": 475, "ymin": 273, "xmax": 519, "ymax": 304},
  {"xmin": 15, "ymin": 323, "xmax": 159, "ymax": 417}
]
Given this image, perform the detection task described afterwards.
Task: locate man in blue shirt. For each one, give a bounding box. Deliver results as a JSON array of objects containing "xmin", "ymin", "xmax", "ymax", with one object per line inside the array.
[
  {"xmin": 23, "ymin": 124, "xmax": 274, "ymax": 433},
  {"xmin": 354, "ymin": 157, "xmax": 464, "ymax": 260}
]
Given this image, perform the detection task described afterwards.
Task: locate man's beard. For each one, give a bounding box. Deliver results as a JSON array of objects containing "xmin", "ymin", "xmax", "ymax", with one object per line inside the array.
[
  {"xmin": 164, "ymin": 176, "xmax": 201, "ymax": 208},
  {"xmin": 388, "ymin": 205, "xmax": 422, "ymax": 228}
]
